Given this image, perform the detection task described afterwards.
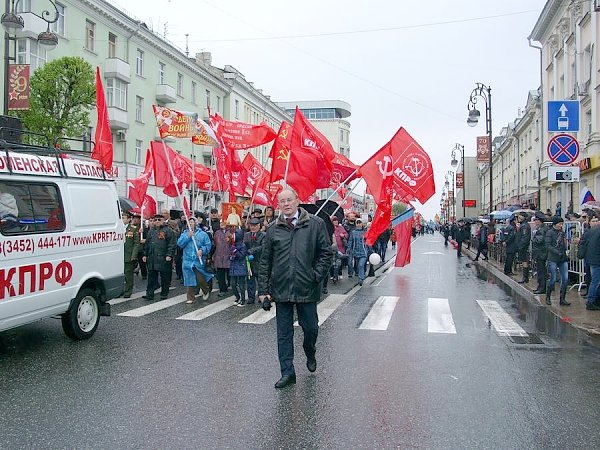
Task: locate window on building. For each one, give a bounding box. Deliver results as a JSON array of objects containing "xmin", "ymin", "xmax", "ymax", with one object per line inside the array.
[
  {"xmin": 216, "ymin": 96, "xmax": 221, "ymax": 113},
  {"xmin": 85, "ymin": 20, "xmax": 95, "ymax": 52},
  {"xmin": 15, "ymin": 0, "xmax": 31, "ymax": 12},
  {"xmin": 339, "ymin": 129, "xmax": 344, "ymax": 144},
  {"xmin": 177, "ymin": 73, "xmax": 183, "ymax": 96},
  {"xmin": 106, "ymin": 78, "xmax": 127, "ymax": 109},
  {"xmin": 136, "ymin": 49, "xmax": 144, "ymax": 76},
  {"xmin": 50, "ymin": 2, "xmax": 65, "ymax": 36},
  {"xmin": 586, "ymin": 110, "xmax": 592, "ymax": 136},
  {"xmin": 535, "ymin": 119, "xmax": 540, "ymax": 140},
  {"xmin": 235, "ymin": 99, "xmax": 239, "ymax": 119},
  {"xmin": 135, "ymin": 140, "xmax": 143, "ymax": 165},
  {"xmin": 16, "ymin": 38, "xmax": 47, "ymax": 70},
  {"xmin": 135, "ymin": 96, "xmax": 143, "ymax": 122},
  {"xmin": 584, "ymin": 45, "xmax": 592, "ymax": 84},
  {"xmin": 158, "ymin": 62, "xmax": 166, "ymax": 84},
  {"xmin": 205, "ymin": 89, "xmax": 210, "ymax": 109},
  {"xmin": 191, "ymin": 81, "xmax": 197, "ymax": 104},
  {"xmin": 108, "ymin": 33, "xmax": 117, "ymax": 58}
]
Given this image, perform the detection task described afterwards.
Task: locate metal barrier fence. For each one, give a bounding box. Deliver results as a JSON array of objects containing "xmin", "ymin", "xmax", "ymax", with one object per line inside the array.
[{"xmin": 468, "ymin": 221, "xmax": 586, "ymax": 289}]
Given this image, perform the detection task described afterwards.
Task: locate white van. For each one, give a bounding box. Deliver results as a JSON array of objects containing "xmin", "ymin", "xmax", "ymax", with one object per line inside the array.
[{"xmin": 0, "ymin": 146, "xmax": 124, "ymax": 340}]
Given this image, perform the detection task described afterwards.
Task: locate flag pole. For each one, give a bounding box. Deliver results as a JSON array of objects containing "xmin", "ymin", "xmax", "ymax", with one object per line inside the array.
[
  {"xmin": 160, "ymin": 139, "xmax": 199, "ymax": 253},
  {"xmin": 314, "ymin": 169, "xmax": 358, "ymax": 216},
  {"xmin": 329, "ymin": 178, "xmax": 361, "ymax": 218}
]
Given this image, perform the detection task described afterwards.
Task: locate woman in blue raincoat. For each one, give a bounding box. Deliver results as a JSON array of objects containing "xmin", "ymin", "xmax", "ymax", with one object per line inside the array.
[{"xmin": 177, "ymin": 216, "xmax": 214, "ymax": 304}]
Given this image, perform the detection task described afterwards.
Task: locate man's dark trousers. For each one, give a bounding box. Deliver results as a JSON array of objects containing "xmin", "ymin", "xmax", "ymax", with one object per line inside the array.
[
  {"xmin": 276, "ymin": 302, "xmax": 318, "ymax": 376},
  {"xmin": 146, "ymin": 269, "xmax": 171, "ymax": 298},
  {"xmin": 535, "ymin": 257, "xmax": 547, "ymax": 292}
]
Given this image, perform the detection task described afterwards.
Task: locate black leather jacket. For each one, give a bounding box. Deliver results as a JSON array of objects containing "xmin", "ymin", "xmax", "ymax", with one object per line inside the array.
[
  {"xmin": 258, "ymin": 208, "xmax": 333, "ymax": 303},
  {"xmin": 517, "ymin": 221, "xmax": 531, "ymax": 251},
  {"xmin": 545, "ymin": 226, "xmax": 568, "ymax": 263}
]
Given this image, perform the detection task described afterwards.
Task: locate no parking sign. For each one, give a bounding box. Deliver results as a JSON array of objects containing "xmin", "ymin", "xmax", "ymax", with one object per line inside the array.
[{"xmin": 547, "ymin": 133, "xmax": 579, "ymax": 166}]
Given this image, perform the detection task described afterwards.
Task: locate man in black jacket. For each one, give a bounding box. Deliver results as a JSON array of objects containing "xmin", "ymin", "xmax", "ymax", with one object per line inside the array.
[
  {"xmin": 455, "ymin": 219, "xmax": 468, "ymax": 257},
  {"xmin": 545, "ymin": 216, "xmax": 571, "ymax": 306},
  {"xmin": 577, "ymin": 216, "xmax": 600, "ymax": 310},
  {"xmin": 503, "ymin": 217, "xmax": 518, "ymax": 275},
  {"xmin": 244, "ymin": 217, "xmax": 265, "ymax": 304},
  {"xmin": 258, "ymin": 189, "xmax": 333, "ymax": 389},
  {"xmin": 531, "ymin": 215, "xmax": 548, "ymax": 294},
  {"xmin": 516, "ymin": 212, "xmax": 532, "ymax": 283}
]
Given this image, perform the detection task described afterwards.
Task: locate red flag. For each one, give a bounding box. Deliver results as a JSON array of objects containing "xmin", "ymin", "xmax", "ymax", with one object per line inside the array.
[
  {"xmin": 365, "ymin": 200, "xmax": 392, "ymax": 247},
  {"xmin": 242, "ymin": 152, "xmax": 267, "ymax": 191},
  {"xmin": 360, "ymin": 128, "xmax": 435, "ymax": 205},
  {"xmin": 331, "ymin": 152, "xmax": 359, "ymax": 186},
  {"xmin": 392, "ymin": 209, "xmax": 414, "ymax": 267},
  {"xmin": 269, "ymin": 122, "xmax": 292, "ymax": 183},
  {"xmin": 92, "ymin": 67, "xmax": 113, "ymax": 172},
  {"xmin": 127, "ymin": 149, "xmax": 153, "ymax": 205},
  {"xmin": 131, "ymin": 194, "xmax": 156, "ymax": 219},
  {"xmin": 153, "ymin": 105, "xmax": 218, "ymax": 145},
  {"xmin": 252, "ymin": 187, "xmax": 271, "ymax": 206},
  {"xmin": 289, "ymin": 107, "xmax": 335, "ymax": 188},
  {"xmin": 182, "ymin": 196, "xmax": 191, "ymax": 217},
  {"xmin": 150, "ymin": 141, "xmax": 210, "ymax": 188},
  {"xmin": 210, "ymin": 113, "xmax": 277, "ymax": 150}
]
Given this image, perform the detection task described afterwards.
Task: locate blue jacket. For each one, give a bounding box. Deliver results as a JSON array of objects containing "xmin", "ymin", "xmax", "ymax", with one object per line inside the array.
[
  {"xmin": 347, "ymin": 228, "xmax": 369, "ymax": 258},
  {"xmin": 177, "ymin": 229, "xmax": 213, "ymax": 287}
]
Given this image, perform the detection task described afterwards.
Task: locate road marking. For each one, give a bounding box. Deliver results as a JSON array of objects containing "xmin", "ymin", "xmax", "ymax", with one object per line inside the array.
[
  {"xmin": 476, "ymin": 300, "xmax": 528, "ymax": 337},
  {"xmin": 239, "ymin": 305, "xmax": 276, "ymax": 324},
  {"xmin": 176, "ymin": 296, "xmax": 236, "ymax": 321},
  {"xmin": 422, "ymin": 251, "xmax": 445, "ymax": 255},
  {"xmin": 373, "ymin": 275, "xmax": 387, "ymax": 286},
  {"xmin": 359, "ymin": 296, "xmax": 399, "ymax": 330},
  {"xmin": 427, "ymin": 298, "xmax": 456, "ymax": 334},
  {"xmin": 117, "ymin": 293, "xmax": 188, "ymax": 317},
  {"xmin": 108, "ymin": 287, "xmax": 176, "ymax": 305}
]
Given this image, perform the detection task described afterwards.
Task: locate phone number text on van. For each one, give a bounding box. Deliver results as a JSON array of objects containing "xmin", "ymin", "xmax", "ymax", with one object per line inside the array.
[{"xmin": 0, "ymin": 232, "xmax": 124, "ymax": 256}]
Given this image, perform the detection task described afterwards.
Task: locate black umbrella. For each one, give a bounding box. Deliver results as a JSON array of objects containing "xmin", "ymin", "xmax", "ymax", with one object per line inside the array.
[
  {"xmin": 300, "ymin": 200, "xmax": 342, "ymax": 238},
  {"xmin": 119, "ymin": 196, "xmax": 137, "ymax": 212}
]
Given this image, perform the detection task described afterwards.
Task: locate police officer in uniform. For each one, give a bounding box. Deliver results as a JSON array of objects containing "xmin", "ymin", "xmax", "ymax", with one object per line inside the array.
[{"xmin": 122, "ymin": 211, "xmax": 140, "ymax": 298}]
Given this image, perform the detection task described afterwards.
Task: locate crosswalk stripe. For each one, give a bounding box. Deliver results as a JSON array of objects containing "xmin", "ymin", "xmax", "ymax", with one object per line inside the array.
[
  {"xmin": 239, "ymin": 306, "xmax": 276, "ymax": 324},
  {"xmin": 427, "ymin": 298, "xmax": 456, "ymax": 334},
  {"xmin": 176, "ymin": 296, "xmax": 236, "ymax": 321},
  {"xmin": 117, "ymin": 293, "xmax": 188, "ymax": 317},
  {"xmin": 358, "ymin": 296, "xmax": 399, "ymax": 330},
  {"xmin": 108, "ymin": 287, "xmax": 176, "ymax": 306},
  {"xmin": 476, "ymin": 300, "xmax": 528, "ymax": 337}
]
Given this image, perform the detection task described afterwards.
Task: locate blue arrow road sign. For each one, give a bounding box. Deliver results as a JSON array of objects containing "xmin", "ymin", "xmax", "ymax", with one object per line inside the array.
[
  {"xmin": 547, "ymin": 133, "xmax": 580, "ymax": 165},
  {"xmin": 548, "ymin": 100, "xmax": 579, "ymax": 132}
]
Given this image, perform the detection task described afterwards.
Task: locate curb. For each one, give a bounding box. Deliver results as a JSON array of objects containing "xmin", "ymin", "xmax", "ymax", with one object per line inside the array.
[{"xmin": 464, "ymin": 246, "xmax": 600, "ymax": 348}]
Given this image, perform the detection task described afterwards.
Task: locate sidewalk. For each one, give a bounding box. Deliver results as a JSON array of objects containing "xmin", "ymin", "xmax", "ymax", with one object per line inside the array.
[{"xmin": 462, "ymin": 244, "xmax": 600, "ymax": 346}]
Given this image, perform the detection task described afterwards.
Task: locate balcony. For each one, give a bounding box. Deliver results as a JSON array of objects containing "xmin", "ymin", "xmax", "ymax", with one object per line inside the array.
[
  {"xmin": 104, "ymin": 58, "xmax": 130, "ymax": 83},
  {"xmin": 14, "ymin": 12, "xmax": 52, "ymax": 40},
  {"xmin": 108, "ymin": 107, "xmax": 129, "ymax": 130},
  {"xmin": 156, "ymin": 84, "xmax": 176, "ymax": 103}
]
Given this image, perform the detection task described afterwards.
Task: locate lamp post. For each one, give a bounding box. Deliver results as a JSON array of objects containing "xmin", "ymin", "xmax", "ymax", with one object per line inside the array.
[
  {"xmin": 2, "ymin": 0, "xmax": 60, "ymax": 114},
  {"xmin": 444, "ymin": 170, "xmax": 455, "ymax": 221},
  {"xmin": 467, "ymin": 83, "xmax": 492, "ymax": 213},
  {"xmin": 450, "ymin": 143, "xmax": 465, "ymax": 219}
]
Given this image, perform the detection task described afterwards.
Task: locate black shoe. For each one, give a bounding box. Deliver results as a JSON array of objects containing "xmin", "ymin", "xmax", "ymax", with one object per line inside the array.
[
  {"xmin": 142, "ymin": 295, "xmax": 153, "ymax": 301},
  {"xmin": 533, "ymin": 289, "xmax": 545, "ymax": 295},
  {"xmin": 586, "ymin": 303, "xmax": 600, "ymax": 311},
  {"xmin": 246, "ymin": 300, "xmax": 255, "ymax": 304},
  {"xmin": 518, "ymin": 279, "xmax": 528, "ymax": 284},
  {"xmin": 580, "ymin": 290, "xmax": 588, "ymax": 297},
  {"xmin": 160, "ymin": 295, "xmax": 168, "ymax": 300},
  {"xmin": 218, "ymin": 292, "xmax": 229, "ymax": 298},
  {"xmin": 307, "ymin": 357, "xmax": 317, "ymax": 373},
  {"xmin": 274, "ymin": 374, "xmax": 296, "ymax": 389},
  {"xmin": 559, "ymin": 300, "xmax": 571, "ymax": 306},
  {"xmin": 123, "ymin": 295, "xmax": 131, "ymax": 298},
  {"xmin": 322, "ymin": 289, "xmax": 328, "ymax": 295}
]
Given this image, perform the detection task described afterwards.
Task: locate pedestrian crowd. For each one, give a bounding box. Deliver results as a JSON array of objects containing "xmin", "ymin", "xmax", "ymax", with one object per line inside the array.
[{"xmin": 439, "ymin": 205, "xmax": 600, "ymax": 311}]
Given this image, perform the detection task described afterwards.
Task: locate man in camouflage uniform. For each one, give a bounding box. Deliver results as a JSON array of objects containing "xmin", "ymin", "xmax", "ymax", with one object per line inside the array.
[{"xmin": 122, "ymin": 211, "xmax": 140, "ymax": 298}]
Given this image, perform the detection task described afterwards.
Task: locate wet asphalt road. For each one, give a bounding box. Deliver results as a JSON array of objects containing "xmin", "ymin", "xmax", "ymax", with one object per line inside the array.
[{"xmin": 1, "ymin": 235, "xmax": 600, "ymax": 449}]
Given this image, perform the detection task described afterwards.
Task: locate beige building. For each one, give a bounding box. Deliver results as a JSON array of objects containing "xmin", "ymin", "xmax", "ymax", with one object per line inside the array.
[{"xmin": 530, "ymin": 1, "xmax": 600, "ymax": 215}]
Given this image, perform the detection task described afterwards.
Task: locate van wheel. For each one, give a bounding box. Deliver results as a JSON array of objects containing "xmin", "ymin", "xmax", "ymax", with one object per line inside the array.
[{"xmin": 61, "ymin": 288, "xmax": 100, "ymax": 340}]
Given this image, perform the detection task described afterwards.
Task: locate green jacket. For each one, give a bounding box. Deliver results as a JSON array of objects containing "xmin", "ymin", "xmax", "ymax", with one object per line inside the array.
[{"xmin": 124, "ymin": 223, "xmax": 140, "ymax": 263}]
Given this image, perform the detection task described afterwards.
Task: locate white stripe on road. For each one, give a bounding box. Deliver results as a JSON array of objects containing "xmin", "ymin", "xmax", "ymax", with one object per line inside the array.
[
  {"xmin": 176, "ymin": 296, "xmax": 236, "ymax": 321},
  {"xmin": 117, "ymin": 293, "xmax": 187, "ymax": 317},
  {"xmin": 427, "ymin": 298, "xmax": 456, "ymax": 334},
  {"xmin": 239, "ymin": 305, "xmax": 276, "ymax": 324},
  {"xmin": 359, "ymin": 296, "xmax": 399, "ymax": 331},
  {"xmin": 108, "ymin": 287, "xmax": 176, "ymax": 306},
  {"xmin": 476, "ymin": 300, "xmax": 528, "ymax": 337}
]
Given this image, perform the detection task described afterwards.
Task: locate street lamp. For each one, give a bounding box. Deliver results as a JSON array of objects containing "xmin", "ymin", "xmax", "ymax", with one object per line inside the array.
[
  {"xmin": 451, "ymin": 143, "xmax": 465, "ymax": 219},
  {"xmin": 445, "ymin": 170, "xmax": 455, "ymax": 220},
  {"xmin": 467, "ymin": 83, "xmax": 492, "ymax": 213},
  {"xmin": 2, "ymin": 0, "xmax": 60, "ymax": 114}
]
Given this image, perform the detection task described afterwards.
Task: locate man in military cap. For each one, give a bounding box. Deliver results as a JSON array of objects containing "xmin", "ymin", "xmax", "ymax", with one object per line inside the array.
[
  {"xmin": 121, "ymin": 211, "xmax": 140, "ymax": 298},
  {"xmin": 131, "ymin": 213, "xmax": 148, "ymax": 279},
  {"xmin": 142, "ymin": 214, "xmax": 177, "ymax": 300},
  {"xmin": 244, "ymin": 217, "xmax": 265, "ymax": 304}
]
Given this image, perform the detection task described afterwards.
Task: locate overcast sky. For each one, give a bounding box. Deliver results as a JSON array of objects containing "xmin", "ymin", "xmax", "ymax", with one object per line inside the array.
[{"xmin": 123, "ymin": 0, "xmax": 547, "ymax": 219}]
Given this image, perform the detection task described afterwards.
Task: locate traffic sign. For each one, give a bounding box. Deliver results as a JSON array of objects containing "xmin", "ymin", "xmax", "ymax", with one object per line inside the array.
[
  {"xmin": 548, "ymin": 100, "xmax": 579, "ymax": 132},
  {"xmin": 547, "ymin": 133, "xmax": 579, "ymax": 165}
]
